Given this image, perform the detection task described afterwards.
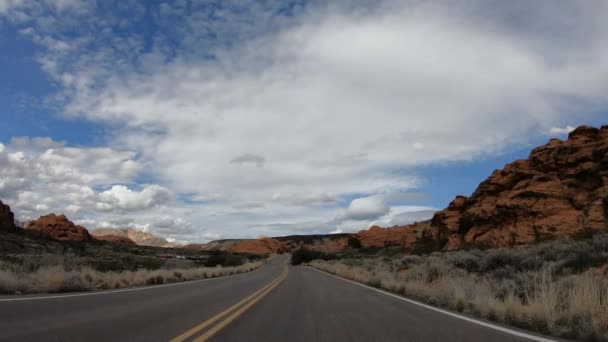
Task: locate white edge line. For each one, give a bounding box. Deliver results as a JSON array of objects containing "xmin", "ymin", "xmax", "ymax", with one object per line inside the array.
[
  {"xmin": 0, "ymin": 257, "xmax": 280, "ymax": 302},
  {"xmin": 305, "ymin": 266, "xmax": 557, "ymax": 342}
]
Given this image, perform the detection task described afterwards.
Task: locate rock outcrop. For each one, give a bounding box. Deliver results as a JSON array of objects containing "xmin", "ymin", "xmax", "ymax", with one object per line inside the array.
[
  {"xmin": 26, "ymin": 214, "xmax": 93, "ymax": 241},
  {"xmin": 430, "ymin": 125, "xmax": 608, "ymax": 250},
  {"xmin": 229, "ymin": 237, "xmax": 287, "ymax": 255},
  {"xmin": 356, "ymin": 224, "xmax": 421, "ymax": 248},
  {"xmin": 0, "ymin": 200, "xmax": 18, "ymax": 232}
]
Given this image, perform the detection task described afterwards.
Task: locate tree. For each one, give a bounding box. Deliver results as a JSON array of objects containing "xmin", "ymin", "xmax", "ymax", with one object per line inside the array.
[{"xmin": 348, "ymin": 236, "xmax": 362, "ymax": 249}]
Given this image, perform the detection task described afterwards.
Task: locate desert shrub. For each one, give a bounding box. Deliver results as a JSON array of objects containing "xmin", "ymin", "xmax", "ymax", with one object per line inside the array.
[
  {"xmin": 448, "ymin": 250, "xmax": 480, "ymax": 272},
  {"xmin": 222, "ymin": 254, "xmax": 244, "ymax": 267},
  {"xmin": 348, "ymin": 236, "xmax": 362, "ymax": 249},
  {"xmin": 59, "ymin": 272, "xmax": 90, "ymax": 292},
  {"xmin": 146, "ymin": 275, "xmax": 165, "ymax": 285},
  {"xmin": 291, "ymin": 248, "xmax": 320, "ymax": 265},
  {"xmin": 203, "ymin": 254, "xmax": 244, "ymax": 267},
  {"xmin": 0, "ymin": 260, "xmax": 264, "ymax": 294},
  {"xmin": 400, "ymin": 255, "xmax": 421, "ymax": 268}
]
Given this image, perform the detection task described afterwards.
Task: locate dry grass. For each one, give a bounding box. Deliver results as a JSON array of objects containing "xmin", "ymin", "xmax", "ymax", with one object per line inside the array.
[
  {"xmin": 0, "ymin": 261, "xmax": 263, "ymax": 294},
  {"xmin": 308, "ymin": 235, "xmax": 608, "ymax": 341}
]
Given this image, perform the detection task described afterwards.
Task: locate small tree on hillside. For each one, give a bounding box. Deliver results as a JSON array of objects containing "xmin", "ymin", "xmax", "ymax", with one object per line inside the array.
[{"xmin": 348, "ymin": 236, "xmax": 362, "ymax": 249}]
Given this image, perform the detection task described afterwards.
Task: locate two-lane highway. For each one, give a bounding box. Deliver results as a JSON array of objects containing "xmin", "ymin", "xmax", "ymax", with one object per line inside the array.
[{"xmin": 0, "ymin": 255, "xmax": 557, "ymax": 342}]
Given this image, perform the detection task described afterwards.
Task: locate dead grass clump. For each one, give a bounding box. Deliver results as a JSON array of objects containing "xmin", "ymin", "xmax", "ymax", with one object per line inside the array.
[{"xmin": 0, "ymin": 261, "xmax": 263, "ymax": 294}]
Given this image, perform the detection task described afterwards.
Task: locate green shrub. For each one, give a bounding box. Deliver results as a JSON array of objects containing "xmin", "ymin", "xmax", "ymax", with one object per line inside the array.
[
  {"xmin": 291, "ymin": 248, "xmax": 332, "ymax": 265},
  {"xmin": 348, "ymin": 236, "xmax": 362, "ymax": 249}
]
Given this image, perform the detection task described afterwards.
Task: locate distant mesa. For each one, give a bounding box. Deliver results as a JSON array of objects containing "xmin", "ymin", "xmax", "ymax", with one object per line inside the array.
[
  {"xmin": 25, "ymin": 213, "xmax": 93, "ymax": 241},
  {"xmin": 182, "ymin": 239, "xmax": 242, "ymax": 251},
  {"xmin": 90, "ymin": 227, "xmax": 178, "ymax": 248}
]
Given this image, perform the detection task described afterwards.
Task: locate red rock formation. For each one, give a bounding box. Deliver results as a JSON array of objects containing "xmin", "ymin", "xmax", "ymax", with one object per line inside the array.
[
  {"xmin": 356, "ymin": 225, "xmax": 417, "ymax": 248},
  {"xmin": 0, "ymin": 200, "xmax": 17, "ymax": 232},
  {"xmin": 26, "ymin": 214, "xmax": 93, "ymax": 241},
  {"xmin": 430, "ymin": 125, "xmax": 608, "ymax": 250},
  {"xmin": 230, "ymin": 237, "xmax": 287, "ymax": 255},
  {"xmin": 94, "ymin": 235, "xmax": 136, "ymax": 244}
]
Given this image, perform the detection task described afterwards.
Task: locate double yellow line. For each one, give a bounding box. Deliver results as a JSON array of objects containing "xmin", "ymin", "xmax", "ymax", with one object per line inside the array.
[{"xmin": 171, "ymin": 263, "xmax": 289, "ymax": 342}]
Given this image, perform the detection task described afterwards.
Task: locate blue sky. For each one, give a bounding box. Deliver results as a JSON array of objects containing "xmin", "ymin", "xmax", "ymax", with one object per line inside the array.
[{"xmin": 0, "ymin": 0, "xmax": 606, "ymax": 242}]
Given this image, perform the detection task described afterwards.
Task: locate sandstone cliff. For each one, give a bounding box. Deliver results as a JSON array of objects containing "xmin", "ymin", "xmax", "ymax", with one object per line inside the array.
[{"xmin": 429, "ymin": 125, "xmax": 608, "ymax": 250}]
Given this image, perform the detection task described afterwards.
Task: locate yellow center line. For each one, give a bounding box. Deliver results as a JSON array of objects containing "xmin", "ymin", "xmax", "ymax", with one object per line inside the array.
[
  {"xmin": 170, "ymin": 258, "xmax": 289, "ymax": 342},
  {"xmin": 192, "ymin": 266, "xmax": 289, "ymax": 342}
]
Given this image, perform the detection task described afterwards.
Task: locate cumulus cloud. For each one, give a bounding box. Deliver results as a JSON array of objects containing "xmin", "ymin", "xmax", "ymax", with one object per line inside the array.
[
  {"xmin": 337, "ymin": 196, "xmax": 390, "ymax": 222},
  {"xmin": 0, "ymin": 137, "xmax": 142, "ymax": 218},
  {"xmin": 97, "ymin": 185, "xmax": 170, "ymax": 211}
]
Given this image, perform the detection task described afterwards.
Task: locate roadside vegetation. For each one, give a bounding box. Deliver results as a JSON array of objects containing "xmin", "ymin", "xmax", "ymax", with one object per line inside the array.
[
  {"xmin": 0, "ymin": 255, "xmax": 264, "ymax": 294},
  {"xmin": 0, "ymin": 230, "xmax": 267, "ymax": 294},
  {"xmin": 305, "ymin": 234, "xmax": 608, "ymax": 341}
]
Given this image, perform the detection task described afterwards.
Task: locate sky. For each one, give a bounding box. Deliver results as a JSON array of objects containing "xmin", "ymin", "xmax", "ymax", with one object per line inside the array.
[{"xmin": 0, "ymin": 0, "xmax": 606, "ymax": 243}]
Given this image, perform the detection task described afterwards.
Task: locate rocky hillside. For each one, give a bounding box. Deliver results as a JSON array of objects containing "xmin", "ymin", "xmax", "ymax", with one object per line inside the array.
[
  {"xmin": 229, "ymin": 237, "xmax": 288, "ymax": 255},
  {"xmin": 25, "ymin": 214, "xmax": 93, "ymax": 241},
  {"xmin": 428, "ymin": 125, "xmax": 608, "ymax": 250},
  {"xmin": 91, "ymin": 227, "xmax": 178, "ymax": 248},
  {"xmin": 0, "ymin": 200, "xmax": 17, "ymax": 232}
]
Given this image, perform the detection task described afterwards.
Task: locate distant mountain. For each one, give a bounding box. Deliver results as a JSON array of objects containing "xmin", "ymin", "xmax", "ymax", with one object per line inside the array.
[
  {"xmin": 183, "ymin": 239, "xmax": 242, "ymax": 251},
  {"xmin": 91, "ymin": 227, "xmax": 178, "ymax": 248}
]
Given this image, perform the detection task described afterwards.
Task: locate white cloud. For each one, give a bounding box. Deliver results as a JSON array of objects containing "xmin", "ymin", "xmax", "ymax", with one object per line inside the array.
[
  {"xmin": 97, "ymin": 185, "xmax": 170, "ymax": 211},
  {"xmin": 549, "ymin": 125, "xmax": 576, "ymax": 135},
  {"xmin": 337, "ymin": 196, "xmax": 390, "ymax": 221}
]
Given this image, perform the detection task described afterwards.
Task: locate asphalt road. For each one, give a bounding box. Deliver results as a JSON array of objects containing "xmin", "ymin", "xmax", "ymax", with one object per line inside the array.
[{"xmin": 0, "ymin": 254, "xmax": 556, "ymax": 342}]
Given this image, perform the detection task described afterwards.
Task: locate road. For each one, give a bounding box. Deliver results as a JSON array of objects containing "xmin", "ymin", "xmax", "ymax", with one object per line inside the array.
[{"xmin": 0, "ymin": 254, "xmax": 556, "ymax": 342}]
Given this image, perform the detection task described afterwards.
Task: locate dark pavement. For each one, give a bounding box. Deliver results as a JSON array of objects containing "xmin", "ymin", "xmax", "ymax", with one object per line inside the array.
[
  {"xmin": 212, "ymin": 266, "xmax": 552, "ymax": 342},
  {"xmin": 0, "ymin": 255, "xmax": 556, "ymax": 342}
]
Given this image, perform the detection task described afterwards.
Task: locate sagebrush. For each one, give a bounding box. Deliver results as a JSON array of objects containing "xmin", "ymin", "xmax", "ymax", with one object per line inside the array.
[{"xmin": 0, "ymin": 259, "xmax": 263, "ymax": 294}]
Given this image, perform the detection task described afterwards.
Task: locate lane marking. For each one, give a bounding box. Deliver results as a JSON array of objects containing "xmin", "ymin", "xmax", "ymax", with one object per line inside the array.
[
  {"xmin": 170, "ymin": 266, "xmax": 288, "ymax": 342},
  {"xmin": 192, "ymin": 266, "xmax": 289, "ymax": 342},
  {"xmin": 0, "ymin": 259, "xmax": 274, "ymax": 302},
  {"xmin": 306, "ymin": 266, "xmax": 557, "ymax": 342}
]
